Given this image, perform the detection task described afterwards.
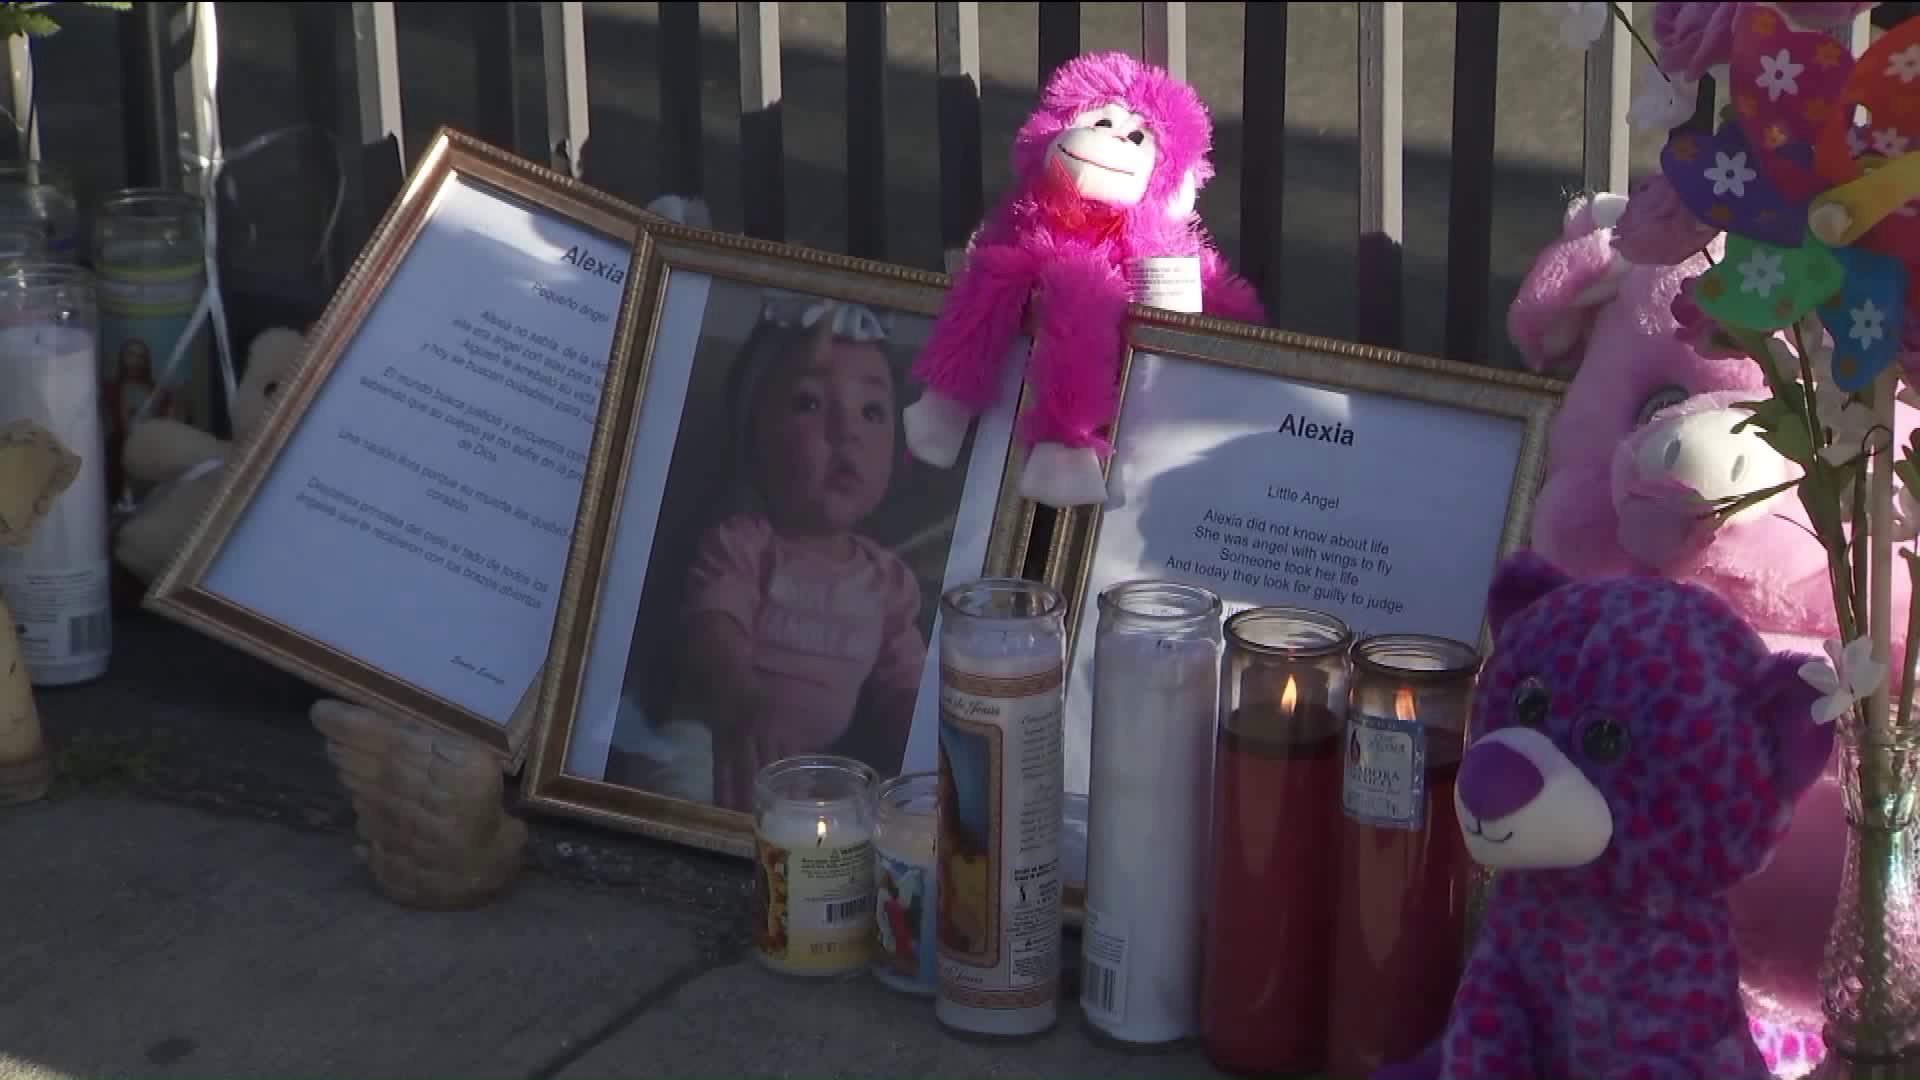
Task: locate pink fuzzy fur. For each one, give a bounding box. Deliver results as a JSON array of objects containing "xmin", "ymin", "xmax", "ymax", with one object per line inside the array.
[
  {"xmin": 1512, "ymin": 190, "xmax": 1917, "ymax": 1080},
  {"xmin": 910, "ymin": 51, "xmax": 1265, "ymax": 455}
]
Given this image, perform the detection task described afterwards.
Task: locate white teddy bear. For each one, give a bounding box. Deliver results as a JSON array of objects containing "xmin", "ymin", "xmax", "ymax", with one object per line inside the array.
[{"xmin": 113, "ymin": 326, "xmax": 307, "ymax": 584}]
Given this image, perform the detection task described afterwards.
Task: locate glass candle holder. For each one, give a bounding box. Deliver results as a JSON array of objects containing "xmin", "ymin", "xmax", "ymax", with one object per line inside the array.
[
  {"xmin": 872, "ymin": 770, "xmax": 939, "ymax": 996},
  {"xmin": 92, "ymin": 188, "xmax": 212, "ymax": 495},
  {"xmin": 934, "ymin": 577, "xmax": 1067, "ymax": 1042},
  {"xmin": 751, "ymin": 754, "xmax": 879, "ymax": 980},
  {"xmin": 0, "ymin": 263, "xmax": 111, "ymax": 687},
  {"xmin": 1199, "ymin": 606, "xmax": 1352, "ymax": 1076},
  {"xmin": 0, "ymin": 166, "xmax": 80, "ymax": 264},
  {"xmin": 1082, "ymin": 579, "xmax": 1222, "ymax": 1047},
  {"xmin": 1323, "ymin": 633, "xmax": 1484, "ymax": 1080}
]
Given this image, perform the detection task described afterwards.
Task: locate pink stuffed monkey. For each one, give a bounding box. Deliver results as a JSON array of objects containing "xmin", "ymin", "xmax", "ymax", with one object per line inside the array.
[
  {"xmin": 1512, "ymin": 190, "xmax": 1916, "ymax": 1079},
  {"xmin": 902, "ymin": 50, "xmax": 1265, "ymax": 508}
]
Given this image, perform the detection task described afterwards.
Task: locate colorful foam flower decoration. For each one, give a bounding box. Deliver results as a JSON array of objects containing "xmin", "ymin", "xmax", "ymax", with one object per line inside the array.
[{"xmin": 1658, "ymin": 6, "xmax": 1920, "ymax": 393}]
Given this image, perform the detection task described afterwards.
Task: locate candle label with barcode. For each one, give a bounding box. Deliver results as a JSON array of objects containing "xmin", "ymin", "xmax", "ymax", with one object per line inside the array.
[
  {"xmin": 1079, "ymin": 908, "xmax": 1131, "ymax": 1028},
  {"xmin": 752, "ymin": 836, "xmax": 874, "ymax": 974},
  {"xmin": 1342, "ymin": 711, "xmax": 1427, "ymax": 831},
  {"xmin": 935, "ymin": 661, "xmax": 1065, "ymax": 1014}
]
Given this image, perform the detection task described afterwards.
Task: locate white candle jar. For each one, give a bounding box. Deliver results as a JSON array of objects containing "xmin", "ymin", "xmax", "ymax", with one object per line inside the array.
[
  {"xmin": 751, "ymin": 754, "xmax": 879, "ymax": 979},
  {"xmin": 1082, "ymin": 579, "xmax": 1223, "ymax": 1046},
  {"xmin": 934, "ymin": 577, "xmax": 1068, "ymax": 1041},
  {"xmin": 872, "ymin": 770, "xmax": 939, "ymax": 996},
  {"xmin": 0, "ymin": 166, "xmax": 80, "ymax": 264},
  {"xmin": 0, "ymin": 263, "xmax": 112, "ymax": 685}
]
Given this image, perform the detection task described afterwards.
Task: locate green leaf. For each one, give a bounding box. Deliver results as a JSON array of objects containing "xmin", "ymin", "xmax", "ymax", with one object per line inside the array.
[
  {"xmin": 1711, "ymin": 476, "xmax": 1804, "ymax": 523},
  {"xmin": 1731, "ymin": 392, "xmax": 1820, "ymax": 468}
]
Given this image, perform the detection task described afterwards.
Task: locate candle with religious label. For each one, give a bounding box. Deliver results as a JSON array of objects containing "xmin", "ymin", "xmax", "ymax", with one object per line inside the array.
[
  {"xmin": 0, "ymin": 263, "xmax": 111, "ymax": 687},
  {"xmin": 1199, "ymin": 606, "xmax": 1352, "ymax": 1075},
  {"xmin": 872, "ymin": 771, "xmax": 939, "ymax": 996},
  {"xmin": 1323, "ymin": 634, "xmax": 1482, "ymax": 1080},
  {"xmin": 751, "ymin": 755, "xmax": 879, "ymax": 979},
  {"xmin": 934, "ymin": 577, "xmax": 1068, "ymax": 1041},
  {"xmin": 1081, "ymin": 579, "xmax": 1222, "ymax": 1046}
]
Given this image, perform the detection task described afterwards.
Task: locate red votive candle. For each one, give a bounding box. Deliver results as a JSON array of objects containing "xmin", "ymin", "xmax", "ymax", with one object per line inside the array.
[
  {"xmin": 1323, "ymin": 633, "xmax": 1482, "ymax": 1080},
  {"xmin": 1199, "ymin": 607, "xmax": 1352, "ymax": 1076}
]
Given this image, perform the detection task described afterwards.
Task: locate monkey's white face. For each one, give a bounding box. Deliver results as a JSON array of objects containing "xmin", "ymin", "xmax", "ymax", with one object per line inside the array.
[{"xmin": 1047, "ymin": 102, "xmax": 1157, "ymax": 207}]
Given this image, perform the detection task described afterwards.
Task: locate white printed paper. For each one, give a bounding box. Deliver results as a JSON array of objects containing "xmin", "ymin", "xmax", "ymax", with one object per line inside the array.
[{"xmin": 203, "ymin": 175, "xmax": 627, "ymax": 726}]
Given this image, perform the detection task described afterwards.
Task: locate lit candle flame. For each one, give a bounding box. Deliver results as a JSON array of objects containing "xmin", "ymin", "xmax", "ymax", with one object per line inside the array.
[
  {"xmin": 1395, "ymin": 686, "xmax": 1418, "ymax": 723},
  {"xmin": 1281, "ymin": 674, "xmax": 1298, "ymax": 714},
  {"xmin": 816, "ymin": 818, "xmax": 827, "ymax": 847}
]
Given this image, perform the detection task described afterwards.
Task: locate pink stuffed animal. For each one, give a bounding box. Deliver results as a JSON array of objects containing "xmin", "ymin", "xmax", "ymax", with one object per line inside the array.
[
  {"xmin": 902, "ymin": 50, "xmax": 1265, "ymax": 508},
  {"xmin": 1511, "ymin": 190, "xmax": 1915, "ymax": 1079}
]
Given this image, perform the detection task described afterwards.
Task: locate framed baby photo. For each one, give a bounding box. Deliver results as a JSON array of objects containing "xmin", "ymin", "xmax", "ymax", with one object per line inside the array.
[
  {"xmin": 1040, "ymin": 311, "xmax": 1565, "ymax": 900},
  {"xmin": 520, "ymin": 221, "xmax": 1037, "ymax": 856},
  {"xmin": 145, "ymin": 126, "xmax": 651, "ymax": 762}
]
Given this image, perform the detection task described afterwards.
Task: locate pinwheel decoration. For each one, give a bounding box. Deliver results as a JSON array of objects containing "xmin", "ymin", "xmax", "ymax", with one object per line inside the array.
[{"xmin": 1660, "ymin": 7, "xmax": 1920, "ymax": 391}]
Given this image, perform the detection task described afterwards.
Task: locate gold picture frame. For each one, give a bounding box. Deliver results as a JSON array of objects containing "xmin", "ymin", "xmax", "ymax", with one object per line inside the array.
[
  {"xmin": 1033, "ymin": 307, "xmax": 1566, "ymax": 910},
  {"xmin": 520, "ymin": 221, "xmax": 1038, "ymax": 857},
  {"xmin": 146, "ymin": 127, "xmax": 654, "ymax": 763}
]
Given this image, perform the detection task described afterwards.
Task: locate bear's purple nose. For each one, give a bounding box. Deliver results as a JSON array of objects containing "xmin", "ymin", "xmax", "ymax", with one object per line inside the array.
[{"xmin": 1458, "ymin": 741, "xmax": 1545, "ymax": 822}]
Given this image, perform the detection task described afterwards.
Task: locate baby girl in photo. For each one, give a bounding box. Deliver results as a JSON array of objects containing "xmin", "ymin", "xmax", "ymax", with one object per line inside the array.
[{"xmin": 682, "ymin": 294, "xmax": 929, "ymax": 813}]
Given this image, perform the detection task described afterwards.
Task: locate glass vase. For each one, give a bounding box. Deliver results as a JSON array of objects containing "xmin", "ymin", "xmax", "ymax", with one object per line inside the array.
[{"xmin": 1815, "ymin": 712, "xmax": 1920, "ymax": 1079}]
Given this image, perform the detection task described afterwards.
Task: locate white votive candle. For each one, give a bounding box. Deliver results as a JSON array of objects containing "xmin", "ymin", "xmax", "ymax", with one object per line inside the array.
[
  {"xmin": 872, "ymin": 771, "xmax": 940, "ymax": 996},
  {"xmin": 0, "ymin": 264, "xmax": 112, "ymax": 686},
  {"xmin": 1081, "ymin": 580, "xmax": 1223, "ymax": 1045},
  {"xmin": 751, "ymin": 755, "xmax": 879, "ymax": 979}
]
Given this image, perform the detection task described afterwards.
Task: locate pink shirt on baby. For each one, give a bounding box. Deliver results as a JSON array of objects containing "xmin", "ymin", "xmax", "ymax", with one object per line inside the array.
[{"xmin": 683, "ymin": 513, "xmax": 928, "ymax": 810}]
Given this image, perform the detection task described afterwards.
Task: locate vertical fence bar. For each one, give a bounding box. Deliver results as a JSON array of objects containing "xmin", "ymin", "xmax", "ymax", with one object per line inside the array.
[
  {"xmin": 1356, "ymin": 2, "xmax": 1404, "ymax": 350},
  {"xmin": 176, "ymin": 3, "xmax": 221, "ymax": 200},
  {"xmin": 118, "ymin": 1, "xmax": 180, "ymax": 188},
  {"xmin": 935, "ymin": 1, "xmax": 983, "ymax": 272},
  {"xmin": 1444, "ymin": 2, "xmax": 1499, "ymax": 366},
  {"xmin": 352, "ymin": 1, "xmax": 405, "ymax": 159},
  {"xmin": 1239, "ymin": 3, "xmax": 1286, "ymax": 315},
  {"xmin": 542, "ymin": 2, "xmax": 591, "ymax": 178},
  {"xmin": 1686, "ymin": 76, "xmax": 1717, "ymax": 132},
  {"xmin": 1582, "ymin": 5, "xmax": 1631, "ymax": 194},
  {"xmin": 846, "ymin": 2, "xmax": 888, "ymax": 260},
  {"xmin": 3, "ymin": 36, "xmax": 34, "ymax": 160},
  {"xmin": 659, "ymin": 2, "xmax": 704, "ymax": 195},
  {"xmin": 739, "ymin": 2, "xmax": 786, "ymax": 241},
  {"xmin": 472, "ymin": 4, "xmax": 522, "ymax": 153},
  {"xmin": 1141, "ymin": 2, "xmax": 1187, "ymax": 79},
  {"xmin": 1038, "ymin": 3, "xmax": 1081, "ymax": 85}
]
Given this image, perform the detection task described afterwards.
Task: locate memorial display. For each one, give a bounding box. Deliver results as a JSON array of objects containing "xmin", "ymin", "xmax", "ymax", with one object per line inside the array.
[{"xmin": 28, "ymin": 6, "xmax": 1920, "ymax": 1077}]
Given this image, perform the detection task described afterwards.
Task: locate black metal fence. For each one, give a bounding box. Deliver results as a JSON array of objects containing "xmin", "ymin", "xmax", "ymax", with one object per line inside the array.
[{"xmin": 24, "ymin": 3, "xmax": 1909, "ymax": 370}]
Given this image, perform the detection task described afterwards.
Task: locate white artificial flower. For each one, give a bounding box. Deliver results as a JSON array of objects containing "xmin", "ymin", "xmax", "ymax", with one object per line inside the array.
[
  {"xmin": 1888, "ymin": 43, "xmax": 1920, "ymax": 85},
  {"xmin": 1893, "ymin": 484, "xmax": 1920, "ymax": 543},
  {"xmin": 1800, "ymin": 637, "xmax": 1887, "ymax": 726},
  {"xmin": 1628, "ymin": 67, "xmax": 1699, "ymax": 132},
  {"xmin": 1541, "ymin": 1, "xmax": 1610, "ymax": 50},
  {"xmin": 1873, "ymin": 128, "xmax": 1912, "ymax": 158}
]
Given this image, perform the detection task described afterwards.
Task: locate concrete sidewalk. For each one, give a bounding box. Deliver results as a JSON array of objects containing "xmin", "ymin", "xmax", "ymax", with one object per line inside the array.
[{"xmin": 0, "ymin": 793, "xmax": 1229, "ymax": 1080}]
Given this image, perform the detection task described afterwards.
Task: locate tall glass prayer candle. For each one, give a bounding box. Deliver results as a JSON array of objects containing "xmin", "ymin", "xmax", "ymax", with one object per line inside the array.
[
  {"xmin": 751, "ymin": 755, "xmax": 879, "ymax": 979},
  {"xmin": 1081, "ymin": 580, "xmax": 1223, "ymax": 1046},
  {"xmin": 1323, "ymin": 634, "xmax": 1483, "ymax": 1080},
  {"xmin": 872, "ymin": 771, "xmax": 939, "ymax": 996},
  {"xmin": 1199, "ymin": 606, "xmax": 1352, "ymax": 1075},
  {"xmin": 0, "ymin": 263, "xmax": 111, "ymax": 686},
  {"xmin": 93, "ymin": 189, "xmax": 211, "ymax": 496},
  {"xmin": 934, "ymin": 578, "xmax": 1067, "ymax": 1041}
]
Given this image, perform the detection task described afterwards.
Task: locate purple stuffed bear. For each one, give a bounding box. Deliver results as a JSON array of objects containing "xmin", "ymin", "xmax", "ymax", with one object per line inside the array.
[{"xmin": 1379, "ymin": 552, "xmax": 1835, "ymax": 1080}]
